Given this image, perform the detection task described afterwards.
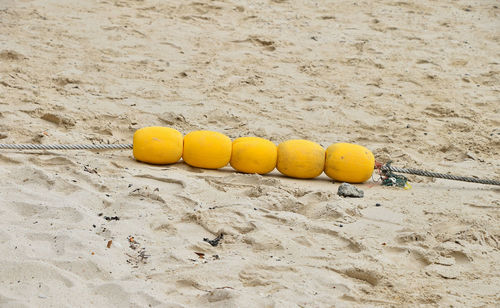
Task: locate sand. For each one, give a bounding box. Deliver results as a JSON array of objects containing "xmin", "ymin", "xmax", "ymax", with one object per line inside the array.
[{"xmin": 1, "ymin": 0, "xmax": 499, "ymax": 306}]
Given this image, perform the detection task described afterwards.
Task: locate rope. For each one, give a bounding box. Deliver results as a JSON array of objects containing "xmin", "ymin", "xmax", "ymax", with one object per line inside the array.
[
  {"xmin": 0, "ymin": 143, "xmax": 132, "ymax": 150},
  {"xmin": 1, "ymin": 143, "xmax": 498, "ymax": 186},
  {"xmin": 380, "ymin": 164, "xmax": 500, "ymax": 186}
]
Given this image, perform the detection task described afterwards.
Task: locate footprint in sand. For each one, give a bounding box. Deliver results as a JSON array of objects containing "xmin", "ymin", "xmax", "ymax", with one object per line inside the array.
[
  {"xmin": 53, "ymin": 260, "xmax": 111, "ymax": 281},
  {"xmin": 26, "ymin": 233, "xmax": 69, "ymax": 257},
  {"xmin": 11, "ymin": 202, "xmax": 84, "ymax": 223}
]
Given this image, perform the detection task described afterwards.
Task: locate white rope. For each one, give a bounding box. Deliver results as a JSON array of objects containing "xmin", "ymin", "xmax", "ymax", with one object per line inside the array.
[
  {"xmin": 381, "ymin": 164, "xmax": 500, "ymax": 186},
  {"xmin": 0, "ymin": 143, "xmax": 132, "ymax": 150},
  {"xmin": 1, "ymin": 143, "xmax": 498, "ymax": 186}
]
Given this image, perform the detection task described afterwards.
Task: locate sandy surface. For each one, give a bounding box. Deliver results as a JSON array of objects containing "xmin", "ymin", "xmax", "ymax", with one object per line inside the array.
[{"xmin": 1, "ymin": 0, "xmax": 499, "ymax": 306}]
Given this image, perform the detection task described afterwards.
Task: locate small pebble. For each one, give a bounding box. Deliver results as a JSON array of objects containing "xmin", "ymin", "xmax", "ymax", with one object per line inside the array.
[{"xmin": 337, "ymin": 183, "xmax": 364, "ymax": 198}]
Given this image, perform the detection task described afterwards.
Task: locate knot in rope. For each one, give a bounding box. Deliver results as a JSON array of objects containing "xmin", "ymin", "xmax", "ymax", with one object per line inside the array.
[{"xmin": 379, "ymin": 161, "xmax": 410, "ymax": 188}]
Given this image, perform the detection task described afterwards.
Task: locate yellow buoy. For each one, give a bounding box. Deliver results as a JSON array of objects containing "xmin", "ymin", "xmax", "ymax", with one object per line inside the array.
[
  {"xmin": 183, "ymin": 130, "xmax": 232, "ymax": 169},
  {"xmin": 324, "ymin": 143, "xmax": 375, "ymax": 183},
  {"xmin": 133, "ymin": 126, "xmax": 183, "ymax": 164},
  {"xmin": 230, "ymin": 137, "xmax": 277, "ymax": 174},
  {"xmin": 277, "ymin": 139, "xmax": 325, "ymax": 179}
]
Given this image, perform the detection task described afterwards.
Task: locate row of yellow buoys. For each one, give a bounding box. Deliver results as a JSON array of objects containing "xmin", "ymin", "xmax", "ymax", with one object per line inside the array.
[{"xmin": 133, "ymin": 126, "xmax": 375, "ymax": 183}]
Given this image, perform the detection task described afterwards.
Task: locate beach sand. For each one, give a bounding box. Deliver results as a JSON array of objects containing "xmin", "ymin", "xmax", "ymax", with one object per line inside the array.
[{"xmin": 0, "ymin": 0, "xmax": 499, "ymax": 306}]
